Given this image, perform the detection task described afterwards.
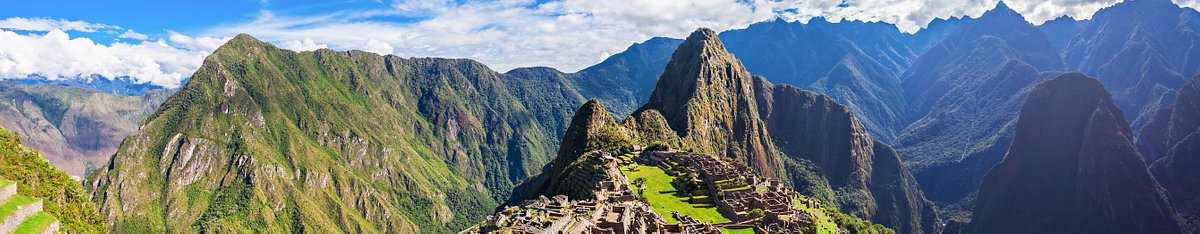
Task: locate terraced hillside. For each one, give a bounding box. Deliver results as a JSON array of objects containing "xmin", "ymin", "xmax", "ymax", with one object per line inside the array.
[
  {"xmin": 0, "ymin": 127, "xmax": 104, "ymax": 233},
  {"xmin": 0, "ymin": 179, "xmax": 61, "ymax": 234}
]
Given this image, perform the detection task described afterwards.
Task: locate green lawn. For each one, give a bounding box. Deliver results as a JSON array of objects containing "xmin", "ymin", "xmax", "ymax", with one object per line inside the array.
[
  {"xmin": 720, "ymin": 227, "xmax": 756, "ymax": 234},
  {"xmin": 13, "ymin": 212, "xmax": 56, "ymax": 234},
  {"xmin": 621, "ymin": 165, "xmax": 731, "ymax": 224},
  {"xmin": 0, "ymin": 179, "xmax": 13, "ymax": 189}
]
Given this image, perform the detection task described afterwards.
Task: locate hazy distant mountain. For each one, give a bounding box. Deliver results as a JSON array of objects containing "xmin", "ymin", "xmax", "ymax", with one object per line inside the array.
[
  {"xmin": 1038, "ymin": 15, "xmax": 1084, "ymax": 53},
  {"xmin": 7, "ymin": 75, "xmax": 170, "ymax": 96},
  {"xmin": 893, "ymin": 1, "xmax": 1064, "ymax": 209},
  {"xmin": 1062, "ymin": 0, "xmax": 1200, "ymax": 133},
  {"xmin": 972, "ymin": 73, "xmax": 1185, "ymax": 234},
  {"xmin": 720, "ymin": 18, "xmax": 917, "ymax": 141},
  {"xmin": 0, "ymin": 82, "xmax": 168, "ymax": 177},
  {"xmin": 504, "ymin": 36, "xmax": 682, "ymax": 130},
  {"xmin": 1143, "ymin": 76, "xmax": 1200, "ymax": 229},
  {"xmin": 905, "ymin": 16, "xmax": 972, "ymax": 55}
]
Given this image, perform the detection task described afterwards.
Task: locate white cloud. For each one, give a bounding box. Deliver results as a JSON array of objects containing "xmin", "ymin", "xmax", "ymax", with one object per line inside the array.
[
  {"xmin": 365, "ymin": 38, "xmax": 395, "ymax": 55},
  {"xmin": 0, "ymin": 0, "xmax": 1172, "ymax": 87},
  {"xmin": 200, "ymin": 0, "xmax": 1140, "ymax": 72},
  {"xmin": 392, "ymin": 0, "xmax": 458, "ymax": 16},
  {"xmin": 118, "ymin": 29, "xmax": 148, "ymax": 40},
  {"xmin": 279, "ymin": 38, "xmax": 328, "ymax": 51},
  {"xmin": 0, "ymin": 17, "xmax": 120, "ymax": 32},
  {"xmin": 168, "ymin": 31, "xmax": 231, "ymax": 52},
  {"xmin": 0, "ymin": 29, "xmax": 209, "ymax": 88},
  {"xmin": 206, "ymin": 0, "xmax": 779, "ymax": 72}
]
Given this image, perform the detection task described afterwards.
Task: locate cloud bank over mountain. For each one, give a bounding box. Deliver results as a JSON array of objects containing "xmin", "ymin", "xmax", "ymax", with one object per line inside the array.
[
  {"xmin": 1, "ymin": 0, "xmax": 1193, "ymax": 88},
  {"xmin": 0, "ymin": 29, "xmax": 212, "ymax": 88}
]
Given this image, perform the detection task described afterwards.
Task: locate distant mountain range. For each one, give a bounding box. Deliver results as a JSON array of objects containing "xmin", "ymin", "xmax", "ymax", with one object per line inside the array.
[
  {"xmin": 6, "ymin": 74, "xmax": 171, "ymax": 96},
  {"xmin": 561, "ymin": 0, "xmax": 1200, "ymax": 223},
  {"xmin": 1, "ymin": 0, "xmax": 1197, "ymax": 233},
  {"xmin": 0, "ymin": 81, "xmax": 168, "ymax": 178}
]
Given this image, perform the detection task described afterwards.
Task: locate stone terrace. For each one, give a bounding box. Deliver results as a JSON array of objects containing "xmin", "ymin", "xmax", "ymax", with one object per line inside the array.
[{"xmin": 0, "ymin": 179, "xmax": 60, "ymax": 234}]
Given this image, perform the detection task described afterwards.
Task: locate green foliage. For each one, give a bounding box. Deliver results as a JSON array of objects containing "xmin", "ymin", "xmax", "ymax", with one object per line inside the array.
[
  {"xmin": 0, "ymin": 128, "xmax": 105, "ymax": 233},
  {"xmin": 645, "ymin": 142, "xmax": 670, "ymax": 152},
  {"xmin": 88, "ymin": 35, "xmax": 567, "ymax": 233},
  {"xmin": 747, "ymin": 208, "xmax": 765, "ymax": 219},
  {"xmin": 194, "ymin": 182, "xmax": 257, "ymax": 232},
  {"xmin": 586, "ymin": 125, "xmax": 634, "ymax": 156},
  {"xmin": 824, "ymin": 205, "xmax": 894, "ymax": 234}
]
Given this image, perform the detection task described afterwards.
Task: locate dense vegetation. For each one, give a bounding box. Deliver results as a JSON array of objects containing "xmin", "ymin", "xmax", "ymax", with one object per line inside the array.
[
  {"xmin": 85, "ymin": 34, "xmax": 587, "ymax": 233},
  {"xmin": 0, "ymin": 127, "xmax": 105, "ymax": 233}
]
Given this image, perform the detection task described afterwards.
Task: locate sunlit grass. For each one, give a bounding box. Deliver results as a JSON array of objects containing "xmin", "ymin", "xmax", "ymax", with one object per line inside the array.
[{"xmin": 621, "ymin": 165, "xmax": 731, "ymax": 224}]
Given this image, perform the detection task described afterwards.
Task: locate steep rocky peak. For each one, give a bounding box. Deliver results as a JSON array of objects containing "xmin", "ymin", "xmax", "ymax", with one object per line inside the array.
[
  {"xmin": 643, "ymin": 27, "xmax": 760, "ymax": 134},
  {"xmin": 986, "ymin": 1, "xmax": 1018, "ymax": 17},
  {"xmin": 977, "ymin": 1, "xmax": 1029, "ymax": 26},
  {"xmin": 676, "ymin": 28, "xmax": 733, "ymax": 64},
  {"xmin": 574, "ymin": 99, "xmax": 614, "ymax": 127},
  {"xmin": 215, "ymin": 33, "xmax": 269, "ymax": 54}
]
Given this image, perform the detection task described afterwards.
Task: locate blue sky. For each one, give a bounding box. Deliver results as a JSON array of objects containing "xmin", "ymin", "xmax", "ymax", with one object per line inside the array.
[{"xmin": 0, "ymin": 0, "xmax": 1185, "ymax": 88}]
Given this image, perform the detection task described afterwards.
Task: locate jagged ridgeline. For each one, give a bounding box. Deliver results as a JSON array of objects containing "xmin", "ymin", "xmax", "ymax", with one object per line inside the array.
[
  {"xmin": 85, "ymin": 34, "xmax": 576, "ymax": 233},
  {"xmin": 542, "ymin": 28, "xmax": 938, "ymax": 234}
]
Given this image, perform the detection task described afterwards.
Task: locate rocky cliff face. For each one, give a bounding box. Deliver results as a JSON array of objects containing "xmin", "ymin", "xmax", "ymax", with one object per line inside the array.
[
  {"xmin": 635, "ymin": 28, "xmax": 938, "ymax": 234},
  {"xmin": 0, "ymin": 82, "xmax": 167, "ymax": 177},
  {"xmin": 972, "ymin": 73, "xmax": 1185, "ymax": 234},
  {"xmin": 1139, "ymin": 76, "xmax": 1200, "ymax": 162},
  {"xmin": 1143, "ymin": 76, "xmax": 1200, "ymax": 229},
  {"xmin": 86, "ymin": 34, "xmax": 569, "ymax": 233}
]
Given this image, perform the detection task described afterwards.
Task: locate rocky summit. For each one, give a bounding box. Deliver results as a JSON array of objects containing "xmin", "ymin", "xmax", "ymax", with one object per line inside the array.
[
  {"xmin": 630, "ymin": 28, "xmax": 938, "ymax": 234},
  {"xmin": 971, "ymin": 73, "xmax": 1185, "ymax": 234}
]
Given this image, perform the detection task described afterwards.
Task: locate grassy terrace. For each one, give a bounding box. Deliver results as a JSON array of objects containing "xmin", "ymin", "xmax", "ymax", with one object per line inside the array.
[
  {"xmin": 13, "ymin": 212, "xmax": 56, "ymax": 234},
  {"xmin": 620, "ymin": 164, "xmax": 730, "ymax": 224},
  {"xmin": 0, "ymin": 196, "xmax": 37, "ymax": 218},
  {"xmin": 0, "ymin": 180, "xmax": 13, "ymax": 189}
]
